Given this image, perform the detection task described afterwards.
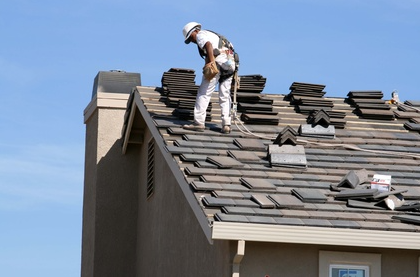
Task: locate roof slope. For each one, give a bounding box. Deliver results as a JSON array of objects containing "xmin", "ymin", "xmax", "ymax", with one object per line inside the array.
[{"xmin": 123, "ymin": 68, "xmax": 420, "ymax": 249}]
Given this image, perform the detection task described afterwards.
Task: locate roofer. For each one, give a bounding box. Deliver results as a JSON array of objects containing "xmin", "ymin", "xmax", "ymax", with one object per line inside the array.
[{"xmin": 182, "ymin": 22, "xmax": 238, "ymax": 134}]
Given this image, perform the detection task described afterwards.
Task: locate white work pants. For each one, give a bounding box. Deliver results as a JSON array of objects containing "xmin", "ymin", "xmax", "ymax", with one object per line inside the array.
[{"xmin": 194, "ymin": 55, "xmax": 234, "ymax": 126}]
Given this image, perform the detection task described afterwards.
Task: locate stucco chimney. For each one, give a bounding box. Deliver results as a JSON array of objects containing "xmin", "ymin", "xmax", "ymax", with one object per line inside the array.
[{"xmin": 82, "ymin": 71, "xmax": 140, "ymax": 277}]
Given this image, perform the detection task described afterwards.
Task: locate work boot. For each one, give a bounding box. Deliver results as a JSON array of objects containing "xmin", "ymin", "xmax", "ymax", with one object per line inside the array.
[
  {"xmin": 183, "ymin": 122, "xmax": 205, "ymax": 132},
  {"xmin": 222, "ymin": 125, "xmax": 231, "ymax": 134}
]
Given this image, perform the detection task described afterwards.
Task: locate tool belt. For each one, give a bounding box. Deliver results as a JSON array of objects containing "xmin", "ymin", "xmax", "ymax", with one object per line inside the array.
[{"xmin": 203, "ymin": 61, "xmax": 219, "ymax": 81}]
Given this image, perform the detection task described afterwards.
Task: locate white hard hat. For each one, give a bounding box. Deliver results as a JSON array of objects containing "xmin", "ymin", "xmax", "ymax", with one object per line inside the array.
[{"xmin": 182, "ymin": 22, "xmax": 201, "ymax": 44}]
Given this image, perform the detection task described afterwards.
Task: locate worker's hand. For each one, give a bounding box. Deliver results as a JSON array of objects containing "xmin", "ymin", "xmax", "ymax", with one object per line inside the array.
[{"xmin": 203, "ymin": 61, "xmax": 219, "ymax": 81}]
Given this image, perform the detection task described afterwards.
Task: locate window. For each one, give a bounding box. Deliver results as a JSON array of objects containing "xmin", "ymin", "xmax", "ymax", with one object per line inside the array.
[
  {"xmin": 319, "ymin": 251, "xmax": 381, "ymax": 277},
  {"xmin": 330, "ymin": 264, "xmax": 369, "ymax": 277}
]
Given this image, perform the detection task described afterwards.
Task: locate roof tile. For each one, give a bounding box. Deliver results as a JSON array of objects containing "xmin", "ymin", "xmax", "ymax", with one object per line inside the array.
[
  {"xmin": 133, "ymin": 78, "xmax": 420, "ymax": 234},
  {"xmin": 301, "ymin": 218, "xmax": 333, "ymax": 227},
  {"xmin": 251, "ymin": 194, "xmax": 276, "ymax": 209},
  {"xmin": 328, "ymin": 220, "xmax": 361, "ymax": 229},
  {"xmin": 246, "ymin": 215, "xmax": 278, "ymax": 224},
  {"xmin": 215, "ymin": 213, "xmax": 249, "ymax": 223},
  {"xmin": 268, "ymin": 194, "xmax": 305, "ymax": 208},
  {"xmin": 274, "ymin": 217, "xmax": 305, "ymax": 226}
]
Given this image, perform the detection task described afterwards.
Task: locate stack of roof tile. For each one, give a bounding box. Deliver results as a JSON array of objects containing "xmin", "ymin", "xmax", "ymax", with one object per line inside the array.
[
  {"xmin": 288, "ymin": 82, "xmax": 327, "ymax": 98},
  {"xmin": 397, "ymin": 100, "xmax": 420, "ymax": 112},
  {"xmin": 235, "ymin": 74, "xmax": 266, "ymax": 93},
  {"xmin": 234, "ymin": 74, "xmax": 279, "ymax": 125},
  {"xmin": 287, "ymin": 82, "xmax": 331, "ymax": 113},
  {"xmin": 161, "ymin": 68, "xmax": 211, "ymax": 120},
  {"xmin": 394, "ymin": 101, "xmax": 420, "ymax": 132},
  {"xmin": 287, "ymin": 82, "xmax": 347, "ymax": 128},
  {"xmin": 346, "ymin": 90, "xmax": 394, "ymax": 120}
]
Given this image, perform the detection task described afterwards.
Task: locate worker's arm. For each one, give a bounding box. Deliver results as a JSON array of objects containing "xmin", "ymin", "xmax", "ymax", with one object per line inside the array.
[{"xmin": 204, "ymin": 41, "xmax": 215, "ymax": 64}]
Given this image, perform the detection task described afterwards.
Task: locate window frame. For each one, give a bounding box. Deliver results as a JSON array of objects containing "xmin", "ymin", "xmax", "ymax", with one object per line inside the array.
[
  {"xmin": 319, "ymin": 251, "xmax": 381, "ymax": 277},
  {"xmin": 329, "ymin": 263, "xmax": 370, "ymax": 277}
]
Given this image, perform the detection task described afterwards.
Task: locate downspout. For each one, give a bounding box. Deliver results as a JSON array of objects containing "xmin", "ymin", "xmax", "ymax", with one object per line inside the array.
[{"xmin": 232, "ymin": 240, "xmax": 245, "ymax": 277}]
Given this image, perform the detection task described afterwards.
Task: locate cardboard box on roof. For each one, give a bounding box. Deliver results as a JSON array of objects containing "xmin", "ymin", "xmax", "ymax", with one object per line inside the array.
[{"xmin": 371, "ymin": 174, "xmax": 391, "ymax": 192}]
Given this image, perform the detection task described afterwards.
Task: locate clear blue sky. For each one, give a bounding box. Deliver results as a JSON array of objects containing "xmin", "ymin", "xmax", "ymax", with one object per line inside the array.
[{"xmin": 1, "ymin": 0, "xmax": 419, "ymax": 276}]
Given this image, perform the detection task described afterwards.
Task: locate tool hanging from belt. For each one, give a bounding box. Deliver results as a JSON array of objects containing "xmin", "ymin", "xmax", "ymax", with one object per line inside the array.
[{"xmin": 231, "ymin": 52, "xmax": 240, "ymax": 118}]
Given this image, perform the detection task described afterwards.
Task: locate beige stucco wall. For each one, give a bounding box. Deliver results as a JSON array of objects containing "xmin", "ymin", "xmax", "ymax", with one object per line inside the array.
[
  {"xmin": 82, "ymin": 104, "xmax": 140, "ymax": 277},
  {"xmin": 238, "ymin": 241, "xmax": 420, "ymax": 277},
  {"xmin": 135, "ymin": 129, "xmax": 232, "ymax": 276}
]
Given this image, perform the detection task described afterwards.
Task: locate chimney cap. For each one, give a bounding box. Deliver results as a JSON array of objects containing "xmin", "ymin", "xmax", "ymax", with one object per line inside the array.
[{"xmin": 92, "ymin": 70, "xmax": 141, "ymax": 99}]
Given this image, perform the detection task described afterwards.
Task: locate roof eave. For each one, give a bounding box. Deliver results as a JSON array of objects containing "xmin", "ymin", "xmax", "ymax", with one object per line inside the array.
[{"xmin": 212, "ymin": 221, "xmax": 420, "ymax": 250}]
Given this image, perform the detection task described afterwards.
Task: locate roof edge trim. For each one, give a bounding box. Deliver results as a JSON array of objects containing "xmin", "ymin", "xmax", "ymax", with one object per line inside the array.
[{"xmin": 212, "ymin": 221, "xmax": 420, "ymax": 250}]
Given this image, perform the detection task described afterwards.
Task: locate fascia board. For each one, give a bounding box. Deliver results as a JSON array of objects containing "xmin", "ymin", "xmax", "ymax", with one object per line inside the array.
[
  {"xmin": 132, "ymin": 87, "xmax": 213, "ymax": 243},
  {"xmin": 121, "ymin": 98, "xmax": 137, "ymax": 155},
  {"xmin": 212, "ymin": 221, "xmax": 420, "ymax": 250}
]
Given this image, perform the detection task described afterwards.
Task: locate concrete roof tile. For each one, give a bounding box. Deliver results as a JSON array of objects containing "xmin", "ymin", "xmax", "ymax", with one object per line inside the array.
[
  {"xmin": 233, "ymin": 199, "xmax": 261, "ymax": 208},
  {"xmin": 195, "ymin": 161, "xmax": 218, "ymax": 168},
  {"xmin": 191, "ymin": 181, "xmax": 223, "ymax": 191},
  {"xmin": 239, "ymin": 170, "xmax": 270, "ymax": 179},
  {"xmin": 356, "ymin": 220, "xmax": 389, "ymax": 230},
  {"xmin": 192, "ymin": 148, "xmax": 220, "ymax": 155},
  {"xmin": 202, "ymin": 196, "xmax": 236, "ymax": 207},
  {"xmin": 281, "ymin": 210, "xmax": 311, "ymax": 217},
  {"xmin": 227, "ymin": 150, "xmax": 261, "ymax": 162},
  {"xmin": 174, "ymin": 140, "xmax": 205, "ymax": 148},
  {"xmin": 206, "ymin": 156, "xmax": 245, "ymax": 169},
  {"xmin": 251, "ymin": 194, "xmax": 276, "ymax": 208},
  {"xmin": 215, "ymin": 213, "xmax": 249, "ymax": 223},
  {"xmin": 200, "ymin": 175, "xmax": 238, "ymax": 184},
  {"xmin": 362, "ymin": 213, "xmax": 394, "ymax": 221},
  {"xmin": 233, "ymin": 138, "xmax": 267, "ymax": 151},
  {"xmin": 222, "ymin": 206, "xmax": 255, "ymax": 215},
  {"xmin": 240, "ymin": 178, "xmax": 276, "ymax": 190},
  {"xmin": 268, "ymin": 194, "xmax": 305, "ymax": 208},
  {"xmin": 332, "ymin": 212, "xmax": 365, "ymax": 220},
  {"xmin": 328, "ymin": 220, "xmax": 361, "ymax": 228},
  {"xmin": 246, "ymin": 215, "xmax": 278, "ymax": 224},
  {"xmin": 274, "ymin": 217, "xmax": 305, "ymax": 226},
  {"xmin": 252, "ymin": 208, "xmax": 283, "ymax": 217},
  {"xmin": 301, "ymin": 218, "xmax": 333, "ymax": 227},
  {"xmin": 307, "ymin": 210, "xmax": 337, "ymax": 219},
  {"xmin": 212, "ymin": 190, "xmax": 246, "ymax": 199},
  {"xmin": 385, "ymin": 222, "xmax": 419, "ymax": 232},
  {"xmin": 134, "ymin": 82, "xmax": 420, "ymax": 234}
]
